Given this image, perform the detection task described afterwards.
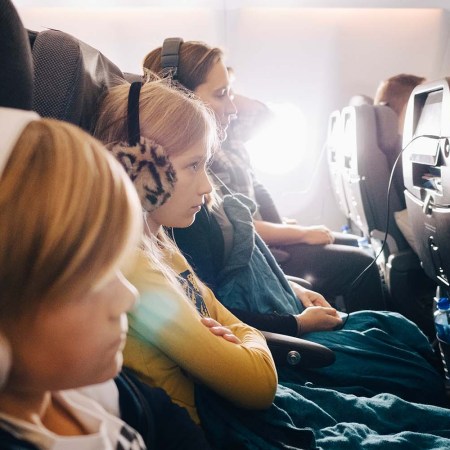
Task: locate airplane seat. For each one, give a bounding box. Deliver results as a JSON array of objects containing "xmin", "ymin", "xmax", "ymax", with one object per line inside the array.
[
  {"xmin": 30, "ymin": 28, "xmax": 124, "ymax": 132},
  {"xmin": 340, "ymin": 102, "xmax": 435, "ymax": 337},
  {"xmin": 374, "ymin": 107, "xmax": 432, "ymax": 310},
  {"xmin": 403, "ymin": 79, "xmax": 450, "ymax": 297},
  {"xmin": 326, "ymin": 109, "xmax": 351, "ymax": 224},
  {"xmin": 340, "ymin": 104, "xmax": 409, "ymax": 248},
  {"xmin": 403, "ymin": 78, "xmax": 450, "ymax": 376},
  {"xmin": 376, "ymin": 110, "xmax": 407, "ymax": 210},
  {"xmin": 25, "ymin": 26, "xmax": 334, "ymax": 370},
  {"xmin": 0, "ymin": 1, "xmax": 33, "ymax": 111},
  {"xmin": 348, "ymin": 94, "xmax": 373, "ymax": 106}
]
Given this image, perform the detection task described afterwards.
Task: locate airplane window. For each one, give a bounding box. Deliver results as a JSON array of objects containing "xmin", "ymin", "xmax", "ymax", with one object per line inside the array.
[{"xmin": 246, "ymin": 102, "xmax": 306, "ymax": 175}]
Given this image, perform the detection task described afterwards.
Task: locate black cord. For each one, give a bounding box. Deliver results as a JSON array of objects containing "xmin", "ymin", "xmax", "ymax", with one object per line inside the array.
[{"xmin": 339, "ymin": 133, "xmax": 440, "ymax": 329}]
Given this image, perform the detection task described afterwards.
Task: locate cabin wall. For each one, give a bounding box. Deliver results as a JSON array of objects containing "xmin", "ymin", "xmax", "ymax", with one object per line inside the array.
[{"xmin": 13, "ymin": 3, "xmax": 450, "ymax": 229}]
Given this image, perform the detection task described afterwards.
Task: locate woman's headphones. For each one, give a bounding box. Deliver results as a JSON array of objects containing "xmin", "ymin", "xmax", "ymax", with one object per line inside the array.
[{"xmin": 161, "ymin": 37, "xmax": 183, "ymax": 80}]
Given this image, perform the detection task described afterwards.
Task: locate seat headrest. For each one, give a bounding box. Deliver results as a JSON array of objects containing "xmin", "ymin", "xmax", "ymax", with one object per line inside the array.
[
  {"xmin": 0, "ymin": 0, "xmax": 33, "ymax": 110},
  {"xmin": 374, "ymin": 105, "xmax": 400, "ymax": 157},
  {"xmin": 348, "ymin": 94, "xmax": 373, "ymax": 106},
  {"xmin": 31, "ymin": 29, "xmax": 125, "ymax": 132}
]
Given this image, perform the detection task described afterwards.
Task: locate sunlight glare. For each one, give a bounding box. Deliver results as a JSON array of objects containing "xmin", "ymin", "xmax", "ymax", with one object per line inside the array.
[{"xmin": 246, "ymin": 102, "xmax": 306, "ymax": 175}]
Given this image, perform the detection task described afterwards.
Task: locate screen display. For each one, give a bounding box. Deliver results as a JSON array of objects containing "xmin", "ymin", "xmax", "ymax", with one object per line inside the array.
[{"xmin": 414, "ymin": 89, "xmax": 443, "ymax": 137}]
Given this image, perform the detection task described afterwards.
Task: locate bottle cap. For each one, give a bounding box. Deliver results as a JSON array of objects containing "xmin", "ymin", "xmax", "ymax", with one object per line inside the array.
[{"xmin": 437, "ymin": 297, "xmax": 450, "ymax": 310}]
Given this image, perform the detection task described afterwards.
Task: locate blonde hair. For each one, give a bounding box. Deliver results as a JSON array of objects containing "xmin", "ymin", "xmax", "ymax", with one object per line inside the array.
[
  {"xmin": 0, "ymin": 119, "xmax": 142, "ymax": 321},
  {"xmin": 94, "ymin": 79, "xmax": 218, "ymax": 160},
  {"xmin": 143, "ymin": 41, "xmax": 223, "ymax": 92}
]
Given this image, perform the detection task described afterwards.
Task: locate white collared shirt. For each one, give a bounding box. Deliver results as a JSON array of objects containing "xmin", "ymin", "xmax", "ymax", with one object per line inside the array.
[{"xmin": 0, "ymin": 383, "xmax": 146, "ymax": 450}]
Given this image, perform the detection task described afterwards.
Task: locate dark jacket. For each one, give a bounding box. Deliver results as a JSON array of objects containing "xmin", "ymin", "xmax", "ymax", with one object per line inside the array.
[{"xmin": 172, "ymin": 205, "xmax": 299, "ymax": 337}]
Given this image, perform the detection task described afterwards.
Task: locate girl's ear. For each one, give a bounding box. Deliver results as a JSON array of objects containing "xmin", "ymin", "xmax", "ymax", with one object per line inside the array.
[{"xmin": 108, "ymin": 137, "xmax": 177, "ymax": 212}]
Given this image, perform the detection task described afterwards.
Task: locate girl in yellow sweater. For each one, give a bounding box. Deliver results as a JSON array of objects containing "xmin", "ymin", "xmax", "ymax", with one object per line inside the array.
[{"xmin": 94, "ymin": 80, "xmax": 278, "ymax": 425}]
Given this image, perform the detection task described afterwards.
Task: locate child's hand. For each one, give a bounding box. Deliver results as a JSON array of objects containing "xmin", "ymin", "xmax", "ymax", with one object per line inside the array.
[
  {"xmin": 201, "ymin": 317, "xmax": 242, "ymax": 344},
  {"xmin": 295, "ymin": 306, "xmax": 342, "ymax": 335}
]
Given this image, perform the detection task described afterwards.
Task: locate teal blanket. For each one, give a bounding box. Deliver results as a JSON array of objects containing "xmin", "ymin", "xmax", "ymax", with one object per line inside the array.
[
  {"xmin": 217, "ymin": 195, "xmax": 302, "ymax": 316},
  {"xmin": 196, "ymin": 382, "xmax": 450, "ymax": 449},
  {"xmin": 216, "ymin": 194, "xmax": 445, "ymax": 405},
  {"xmin": 195, "ymin": 195, "xmax": 450, "ymax": 448}
]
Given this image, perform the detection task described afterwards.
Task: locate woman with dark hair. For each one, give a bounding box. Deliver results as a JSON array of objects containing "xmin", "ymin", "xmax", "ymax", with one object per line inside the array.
[{"xmin": 144, "ymin": 40, "xmax": 386, "ymax": 313}]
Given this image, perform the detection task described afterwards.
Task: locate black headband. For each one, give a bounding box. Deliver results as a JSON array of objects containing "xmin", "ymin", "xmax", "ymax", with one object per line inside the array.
[
  {"xmin": 127, "ymin": 81, "xmax": 142, "ymax": 146},
  {"xmin": 161, "ymin": 37, "xmax": 183, "ymax": 81}
]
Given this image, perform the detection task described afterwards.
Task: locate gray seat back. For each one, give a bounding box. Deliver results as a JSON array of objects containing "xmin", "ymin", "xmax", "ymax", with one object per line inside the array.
[
  {"xmin": 326, "ymin": 109, "xmax": 351, "ymax": 220},
  {"xmin": 403, "ymin": 78, "xmax": 450, "ymax": 288},
  {"xmin": 340, "ymin": 103, "xmax": 408, "ymax": 252},
  {"xmin": 0, "ymin": 0, "xmax": 33, "ymax": 110},
  {"xmin": 31, "ymin": 29, "xmax": 124, "ymax": 132}
]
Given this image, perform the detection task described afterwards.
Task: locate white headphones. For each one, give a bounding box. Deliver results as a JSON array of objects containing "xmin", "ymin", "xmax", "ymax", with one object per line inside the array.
[
  {"xmin": 0, "ymin": 107, "xmax": 40, "ymax": 180},
  {"xmin": 0, "ymin": 107, "xmax": 39, "ymax": 388}
]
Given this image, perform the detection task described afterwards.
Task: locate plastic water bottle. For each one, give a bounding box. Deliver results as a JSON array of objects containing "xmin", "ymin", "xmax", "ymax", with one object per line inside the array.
[
  {"xmin": 434, "ymin": 297, "xmax": 450, "ymax": 381},
  {"xmin": 357, "ymin": 236, "xmax": 370, "ymax": 249},
  {"xmin": 435, "ymin": 297, "xmax": 450, "ymax": 341}
]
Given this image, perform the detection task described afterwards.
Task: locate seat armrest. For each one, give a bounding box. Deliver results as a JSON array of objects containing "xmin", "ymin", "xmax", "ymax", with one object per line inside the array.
[
  {"xmin": 285, "ymin": 275, "xmax": 313, "ymax": 290},
  {"xmin": 261, "ymin": 331, "xmax": 335, "ymax": 369},
  {"xmin": 269, "ymin": 247, "xmax": 291, "ymax": 263},
  {"xmin": 387, "ymin": 249, "xmax": 421, "ymax": 271}
]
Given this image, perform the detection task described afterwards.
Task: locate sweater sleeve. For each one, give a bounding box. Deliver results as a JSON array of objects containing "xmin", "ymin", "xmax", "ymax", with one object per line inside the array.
[
  {"xmin": 229, "ymin": 308, "xmax": 299, "ymax": 337},
  {"xmin": 126, "ymin": 251, "xmax": 277, "ymax": 413}
]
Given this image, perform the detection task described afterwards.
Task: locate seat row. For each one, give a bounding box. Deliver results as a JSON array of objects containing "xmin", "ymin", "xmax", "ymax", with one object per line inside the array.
[{"xmin": 327, "ymin": 79, "xmax": 450, "ymax": 339}]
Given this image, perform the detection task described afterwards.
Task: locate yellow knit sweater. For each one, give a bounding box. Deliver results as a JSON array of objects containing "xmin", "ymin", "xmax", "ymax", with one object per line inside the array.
[{"xmin": 124, "ymin": 248, "xmax": 277, "ymax": 423}]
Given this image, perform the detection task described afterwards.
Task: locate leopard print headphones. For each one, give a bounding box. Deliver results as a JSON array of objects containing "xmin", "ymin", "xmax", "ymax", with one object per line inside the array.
[{"xmin": 108, "ymin": 82, "xmax": 177, "ymax": 213}]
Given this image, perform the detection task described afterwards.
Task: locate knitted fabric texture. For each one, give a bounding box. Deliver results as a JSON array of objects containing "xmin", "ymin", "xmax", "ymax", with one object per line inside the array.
[{"xmin": 108, "ymin": 137, "xmax": 177, "ymax": 212}]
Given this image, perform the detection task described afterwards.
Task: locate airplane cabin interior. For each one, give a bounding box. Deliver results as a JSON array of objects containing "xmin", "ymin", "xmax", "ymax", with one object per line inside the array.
[{"xmin": 1, "ymin": 0, "xmax": 450, "ymax": 449}]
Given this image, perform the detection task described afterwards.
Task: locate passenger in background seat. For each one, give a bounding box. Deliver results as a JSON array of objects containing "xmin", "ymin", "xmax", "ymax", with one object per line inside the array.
[
  {"xmin": 144, "ymin": 41, "xmax": 386, "ymax": 313},
  {"xmin": 374, "ymin": 74, "xmax": 425, "ymax": 135},
  {"xmin": 373, "ymin": 73, "xmax": 425, "ymax": 253},
  {"xmin": 94, "ymin": 77, "xmax": 450, "ymax": 450}
]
